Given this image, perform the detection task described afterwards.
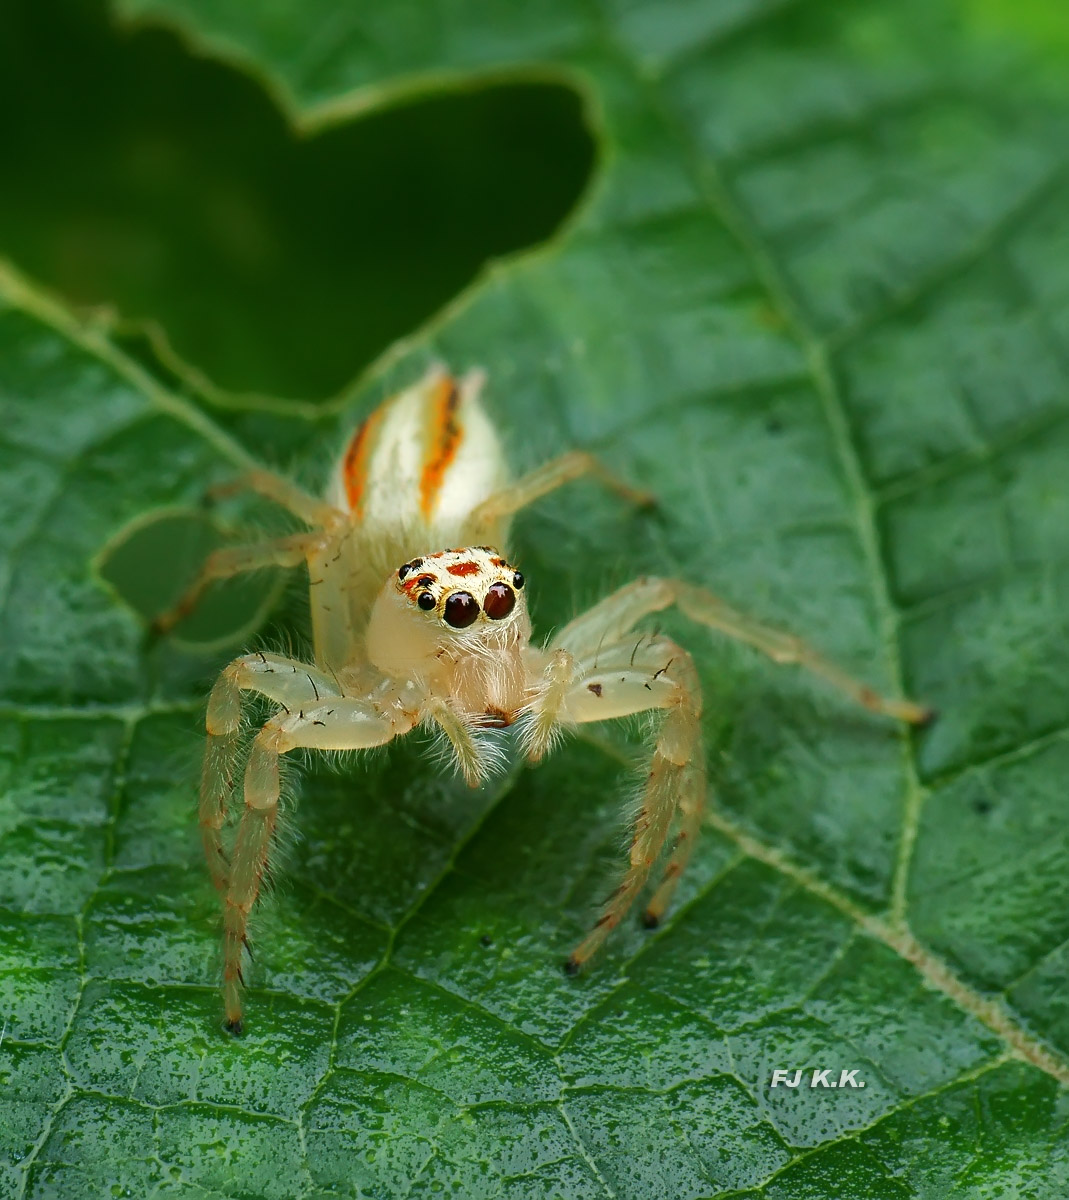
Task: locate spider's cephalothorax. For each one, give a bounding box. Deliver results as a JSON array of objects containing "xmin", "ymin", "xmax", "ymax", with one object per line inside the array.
[
  {"xmin": 156, "ymin": 363, "xmax": 931, "ymax": 1033},
  {"xmin": 368, "ymin": 546, "xmax": 531, "ymax": 726}
]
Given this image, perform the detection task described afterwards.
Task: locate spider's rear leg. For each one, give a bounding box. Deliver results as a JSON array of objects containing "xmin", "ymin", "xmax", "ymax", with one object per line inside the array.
[
  {"xmin": 209, "ymin": 467, "xmax": 345, "ymax": 529},
  {"xmin": 201, "ymin": 654, "xmax": 342, "ymax": 894},
  {"xmin": 221, "ymin": 696, "xmax": 417, "ymax": 1034},
  {"xmin": 151, "ymin": 532, "xmax": 326, "ymax": 636},
  {"xmin": 543, "ymin": 638, "xmax": 704, "ymax": 972},
  {"xmin": 463, "ymin": 450, "xmax": 654, "ymax": 544}
]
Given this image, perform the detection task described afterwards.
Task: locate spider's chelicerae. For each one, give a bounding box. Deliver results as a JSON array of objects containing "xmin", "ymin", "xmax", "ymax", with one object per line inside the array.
[{"xmin": 156, "ymin": 364, "xmax": 930, "ymax": 1033}]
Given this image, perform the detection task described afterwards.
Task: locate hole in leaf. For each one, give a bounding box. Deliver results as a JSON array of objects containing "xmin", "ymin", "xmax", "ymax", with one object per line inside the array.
[
  {"xmin": 0, "ymin": 0, "xmax": 597, "ymax": 400},
  {"xmin": 99, "ymin": 511, "xmax": 276, "ymax": 644}
]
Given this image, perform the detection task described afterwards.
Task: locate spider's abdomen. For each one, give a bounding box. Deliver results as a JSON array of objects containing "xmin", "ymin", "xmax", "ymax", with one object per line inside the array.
[{"xmin": 328, "ymin": 364, "xmax": 508, "ymax": 546}]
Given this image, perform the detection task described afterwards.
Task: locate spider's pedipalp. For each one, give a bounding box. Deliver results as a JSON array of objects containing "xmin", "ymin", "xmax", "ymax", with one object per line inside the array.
[
  {"xmin": 519, "ymin": 648, "xmax": 577, "ymax": 763},
  {"xmin": 422, "ymin": 694, "xmax": 503, "ymax": 787}
]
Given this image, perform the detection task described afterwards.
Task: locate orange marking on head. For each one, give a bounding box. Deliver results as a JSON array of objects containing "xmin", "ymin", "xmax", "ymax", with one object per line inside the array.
[
  {"xmin": 402, "ymin": 572, "xmax": 436, "ymax": 590},
  {"xmin": 419, "ymin": 376, "xmax": 463, "ymax": 517},
  {"xmin": 490, "ymin": 557, "xmax": 506, "ymax": 568},
  {"xmin": 446, "ymin": 561, "xmax": 480, "ymax": 577},
  {"xmin": 342, "ymin": 406, "xmax": 384, "ymax": 513}
]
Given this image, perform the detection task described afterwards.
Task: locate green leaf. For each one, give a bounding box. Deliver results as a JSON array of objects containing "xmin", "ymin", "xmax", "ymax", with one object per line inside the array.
[{"xmin": 4, "ymin": 1, "xmax": 1069, "ymax": 1197}]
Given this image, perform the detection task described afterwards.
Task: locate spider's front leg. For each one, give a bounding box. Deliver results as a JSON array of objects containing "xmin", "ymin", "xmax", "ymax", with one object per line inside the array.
[
  {"xmin": 203, "ymin": 652, "xmax": 492, "ymax": 1031},
  {"xmin": 550, "ymin": 577, "xmax": 932, "ymax": 725},
  {"xmin": 531, "ymin": 572, "xmax": 932, "ymax": 972},
  {"xmin": 527, "ymin": 636, "xmax": 706, "ymax": 972},
  {"xmin": 201, "ymin": 652, "xmax": 343, "ymax": 893},
  {"xmin": 221, "ymin": 694, "xmax": 419, "ymax": 1034}
]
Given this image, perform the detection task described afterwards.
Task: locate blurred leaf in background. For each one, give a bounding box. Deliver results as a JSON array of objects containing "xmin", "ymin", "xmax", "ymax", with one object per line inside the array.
[
  {"xmin": 2, "ymin": 0, "xmax": 1069, "ymax": 1196},
  {"xmin": 0, "ymin": 0, "xmax": 594, "ymax": 399}
]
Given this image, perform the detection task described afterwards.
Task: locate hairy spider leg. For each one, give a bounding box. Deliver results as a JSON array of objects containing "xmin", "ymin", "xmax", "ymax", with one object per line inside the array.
[
  {"xmin": 533, "ymin": 574, "xmax": 931, "ymax": 966},
  {"xmin": 202, "ymin": 653, "xmax": 343, "ymax": 894},
  {"xmin": 208, "ymin": 467, "xmax": 346, "ymax": 529},
  {"xmin": 463, "ymin": 450, "xmax": 656, "ymax": 546},
  {"xmin": 203, "ymin": 650, "xmax": 490, "ymax": 1032},
  {"xmin": 525, "ymin": 635, "xmax": 704, "ymax": 970},
  {"xmin": 151, "ymin": 532, "xmax": 328, "ymax": 636},
  {"xmin": 550, "ymin": 576, "xmax": 932, "ymax": 725},
  {"xmin": 150, "ymin": 518, "xmax": 364, "ymax": 672},
  {"xmin": 221, "ymin": 696, "xmax": 415, "ymax": 1032}
]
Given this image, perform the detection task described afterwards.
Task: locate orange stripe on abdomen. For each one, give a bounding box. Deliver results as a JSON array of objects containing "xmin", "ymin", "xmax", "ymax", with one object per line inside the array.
[
  {"xmin": 419, "ymin": 375, "xmax": 463, "ymax": 517},
  {"xmin": 342, "ymin": 405, "xmax": 384, "ymax": 513}
]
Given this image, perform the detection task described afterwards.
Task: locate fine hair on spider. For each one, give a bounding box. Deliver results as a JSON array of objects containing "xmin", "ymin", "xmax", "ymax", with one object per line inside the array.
[{"xmin": 153, "ymin": 362, "xmax": 932, "ymax": 1034}]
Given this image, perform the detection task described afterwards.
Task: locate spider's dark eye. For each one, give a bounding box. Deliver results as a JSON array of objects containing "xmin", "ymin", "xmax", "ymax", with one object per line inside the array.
[
  {"xmin": 483, "ymin": 582, "xmax": 515, "ymax": 620},
  {"xmin": 398, "ymin": 563, "xmax": 413, "ymax": 580},
  {"xmin": 512, "ymin": 571, "xmax": 525, "ymax": 591},
  {"xmin": 444, "ymin": 591, "xmax": 479, "ymax": 628},
  {"xmin": 417, "ymin": 591, "xmax": 436, "ymax": 611}
]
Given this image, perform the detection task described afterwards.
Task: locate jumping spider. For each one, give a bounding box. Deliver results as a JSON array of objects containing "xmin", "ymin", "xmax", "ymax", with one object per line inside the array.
[{"xmin": 154, "ymin": 364, "xmax": 930, "ymax": 1033}]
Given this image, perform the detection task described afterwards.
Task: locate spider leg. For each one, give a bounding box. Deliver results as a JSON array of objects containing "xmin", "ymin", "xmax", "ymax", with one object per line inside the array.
[
  {"xmin": 548, "ymin": 636, "xmax": 703, "ymax": 971},
  {"xmin": 550, "ymin": 576, "xmax": 931, "ymax": 725},
  {"xmin": 463, "ymin": 450, "xmax": 654, "ymax": 544},
  {"xmin": 201, "ymin": 653, "xmax": 343, "ymax": 894},
  {"xmin": 151, "ymin": 531, "xmax": 326, "ymax": 636},
  {"xmin": 223, "ymin": 695, "xmax": 417, "ymax": 1033},
  {"xmin": 209, "ymin": 467, "xmax": 346, "ymax": 529}
]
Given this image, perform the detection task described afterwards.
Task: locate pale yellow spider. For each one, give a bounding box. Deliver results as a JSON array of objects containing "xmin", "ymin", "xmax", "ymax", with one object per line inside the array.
[{"xmin": 155, "ymin": 364, "xmax": 930, "ymax": 1033}]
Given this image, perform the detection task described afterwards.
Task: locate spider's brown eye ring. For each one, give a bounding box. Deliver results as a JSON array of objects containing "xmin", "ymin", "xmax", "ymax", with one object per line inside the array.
[
  {"xmin": 483, "ymin": 582, "xmax": 516, "ymax": 620},
  {"xmin": 512, "ymin": 571, "xmax": 525, "ymax": 591},
  {"xmin": 444, "ymin": 591, "xmax": 479, "ymax": 628},
  {"xmin": 417, "ymin": 592, "xmax": 436, "ymax": 611}
]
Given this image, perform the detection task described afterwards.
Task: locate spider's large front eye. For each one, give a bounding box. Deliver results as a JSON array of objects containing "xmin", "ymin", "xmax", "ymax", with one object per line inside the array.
[
  {"xmin": 444, "ymin": 591, "xmax": 479, "ymax": 628},
  {"xmin": 483, "ymin": 582, "xmax": 515, "ymax": 620}
]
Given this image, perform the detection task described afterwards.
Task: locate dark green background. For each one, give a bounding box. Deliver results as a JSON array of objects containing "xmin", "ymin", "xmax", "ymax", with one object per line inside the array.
[{"xmin": 1, "ymin": 0, "xmax": 1068, "ymax": 1196}]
